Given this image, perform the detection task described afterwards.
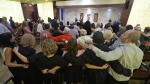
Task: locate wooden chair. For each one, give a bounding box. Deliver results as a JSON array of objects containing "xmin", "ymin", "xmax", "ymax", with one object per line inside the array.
[
  {"xmin": 143, "ymin": 53, "xmax": 150, "ymax": 61},
  {"xmin": 130, "ymin": 63, "xmax": 150, "ymax": 84}
]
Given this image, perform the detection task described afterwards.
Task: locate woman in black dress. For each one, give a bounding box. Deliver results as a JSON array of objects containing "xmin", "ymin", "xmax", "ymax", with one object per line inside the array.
[
  {"xmin": 63, "ymin": 38, "xmax": 84, "ymax": 84},
  {"xmin": 15, "ymin": 34, "xmax": 42, "ymax": 84},
  {"xmin": 0, "ymin": 32, "xmax": 26, "ymax": 84},
  {"xmin": 13, "ymin": 39, "xmax": 68, "ymax": 84}
]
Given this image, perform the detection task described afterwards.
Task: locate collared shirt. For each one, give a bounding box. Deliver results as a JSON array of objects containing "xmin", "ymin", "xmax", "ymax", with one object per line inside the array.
[
  {"xmin": 92, "ymin": 43, "xmax": 143, "ymax": 81},
  {"xmin": 109, "ymin": 38, "xmax": 122, "ymax": 49},
  {"xmin": 69, "ymin": 28, "xmax": 79, "ymax": 38},
  {"xmin": 0, "ymin": 23, "xmax": 10, "ymax": 34}
]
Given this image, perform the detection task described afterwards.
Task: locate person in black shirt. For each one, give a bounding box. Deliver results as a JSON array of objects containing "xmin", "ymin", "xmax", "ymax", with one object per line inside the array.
[
  {"xmin": 83, "ymin": 31, "xmax": 131, "ymax": 84},
  {"xmin": 0, "ymin": 33, "xmax": 26, "ymax": 84},
  {"xmin": 9, "ymin": 16, "xmax": 16, "ymax": 29},
  {"xmin": 15, "ymin": 34, "xmax": 42, "ymax": 84},
  {"xmin": 63, "ymin": 38, "xmax": 84, "ymax": 84},
  {"xmin": 13, "ymin": 39, "xmax": 68, "ymax": 84}
]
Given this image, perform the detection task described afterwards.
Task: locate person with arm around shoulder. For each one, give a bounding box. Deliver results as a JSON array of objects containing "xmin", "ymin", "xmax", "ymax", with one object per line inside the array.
[{"xmin": 88, "ymin": 30, "xmax": 143, "ymax": 84}]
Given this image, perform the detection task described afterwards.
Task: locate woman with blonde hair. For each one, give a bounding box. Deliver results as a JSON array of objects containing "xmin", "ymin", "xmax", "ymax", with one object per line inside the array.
[
  {"xmin": 13, "ymin": 39, "xmax": 68, "ymax": 84},
  {"xmin": 15, "ymin": 34, "xmax": 42, "ymax": 84}
]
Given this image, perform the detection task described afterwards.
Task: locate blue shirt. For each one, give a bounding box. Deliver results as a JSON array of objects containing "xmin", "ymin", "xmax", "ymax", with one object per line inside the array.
[
  {"xmin": 6, "ymin": 21, "xmax": 12, "ymax": 29},
  {"xmin": 0, "ymin": 23, "xmax": 10, "ymax": 34}
]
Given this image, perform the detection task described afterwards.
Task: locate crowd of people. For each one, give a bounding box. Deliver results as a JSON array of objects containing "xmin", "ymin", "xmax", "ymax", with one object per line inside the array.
[{"xmin": 0, "ymin": 16, "xmax": 150, "ymax": 84}]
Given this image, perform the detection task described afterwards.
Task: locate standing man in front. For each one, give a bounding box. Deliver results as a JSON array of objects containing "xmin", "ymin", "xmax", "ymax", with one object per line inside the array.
[{"xmin": 88, "ymin": 30, "xmax": 143, "ymax": 84}]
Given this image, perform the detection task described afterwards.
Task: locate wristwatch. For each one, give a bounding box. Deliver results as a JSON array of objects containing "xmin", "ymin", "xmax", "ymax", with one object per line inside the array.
[{"xmin": 47, "ymin": 69, "xmax": 49, "ymax": 73}]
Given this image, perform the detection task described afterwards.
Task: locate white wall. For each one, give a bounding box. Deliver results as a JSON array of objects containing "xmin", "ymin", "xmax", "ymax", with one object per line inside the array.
[
  {"xmin": 37, "ymin": 2, "xmax": 54, "ymax": 23},
  {"xmin": 0, "ymin": 0, "xmax": 24, "ymax": 23},
  {"xmin": 57, "ymin": 0, "xmax": 125, "ymax": 6},
  {"xmin": 63, "ymin": 7, "xmax": 122, "ymax": 25},
  {"xmin": 127, "ymin": 0, "xmax": 150, "ymax": 31}
]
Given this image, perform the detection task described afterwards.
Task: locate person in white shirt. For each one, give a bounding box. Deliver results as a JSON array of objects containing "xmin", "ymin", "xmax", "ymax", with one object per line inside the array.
[
  {"xmin": 37, "ymin": 21, "xmax": 43, "ymax": 33},
  {"xmin": 88, "ymin": 30, "xmax": 143, "ymax": 84}
]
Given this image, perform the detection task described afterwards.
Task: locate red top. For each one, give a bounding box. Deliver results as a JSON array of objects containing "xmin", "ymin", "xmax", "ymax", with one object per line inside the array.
[
  {"xmin": 47, "ymin": 34, "xmax": 84, "ymax": 50},
  {"xmin": 47, "ymin": 34, "xmax": 72, "ymax": 42}
]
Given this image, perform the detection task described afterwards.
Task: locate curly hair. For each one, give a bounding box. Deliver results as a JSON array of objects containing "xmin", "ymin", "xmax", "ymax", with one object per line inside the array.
[
  {"xmin": 41, "ymin": 39, "xmax": 58, "ymax": 56},
  {"xmin": 103, "ymin": 30, "xmax": 113, "ymax": 40},
  {"xmin": 20, "ymin": 34, "xmax": 35, "ymax": 46},
  {"xmin": 66, "ymin": 38, "xmax": 78, "ymax": 56}
]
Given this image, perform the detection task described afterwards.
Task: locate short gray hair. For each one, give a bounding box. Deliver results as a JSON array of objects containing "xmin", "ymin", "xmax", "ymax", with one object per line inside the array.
[
  {"xmin": 80, "ymin": 29, "xmax": 87, "ymax": 36},
  {"xmin": 63, "ymin": 27, "xmax": 70, "ymax": 33},
  {"xmin": 77, "ymin": 36, "xmax": 93, "ymax": 48},
  {"xmin": 134, "ymin": 26, "xmax": 141, "ymax": 31}
]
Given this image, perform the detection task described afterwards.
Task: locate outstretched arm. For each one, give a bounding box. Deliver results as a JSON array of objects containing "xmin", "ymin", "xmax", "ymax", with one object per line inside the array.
[
  {"xmin": 88, "ymin": 44, "xmax": 122, "ymax": 61},
  {"xmin": 5, "ymin": 48, "xmax": 24, "ymax": 67},
  {"xmin": 13, "ymin": 47, "xmax": 29, "ymax": 63},
  {"xmin": 42, "ymin": 63, "xmax": 72, "ymax": 74},
  {"xmin": 85, "ymin": 63, "xmax": 109, "ymax": 69}
]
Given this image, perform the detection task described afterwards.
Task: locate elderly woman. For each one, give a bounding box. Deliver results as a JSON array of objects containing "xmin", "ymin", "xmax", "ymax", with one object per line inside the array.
[
  {"xmin": 13, "ymin": 39, "xmax": 68, "ymax": 84},
  {"xmin": 103, "ymin": 30, "xmax": 117, "ymax": 46},
  {"xmin": 22, "ymin": 21, "xmax": 31, "ymax": 34},
  {"xmin": 117, "ymin": 26, "xmax": 126, "ymax": 37},
  {"xmin": 15, "ymin": 34, "xmax": 42, "ymax": 84},
  {"xmin": 77, "ymin": 29, "xmax": 93, "ymax": 48}
]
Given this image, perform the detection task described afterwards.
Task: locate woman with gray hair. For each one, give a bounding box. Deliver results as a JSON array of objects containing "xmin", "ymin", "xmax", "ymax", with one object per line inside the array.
[
  {"xmin": 22, "ymin": 21, "xmax": 31, "ymax": 34},
  {"xmin": 117, "ymin": 26, "xmax": 126, "ymax": 37}
]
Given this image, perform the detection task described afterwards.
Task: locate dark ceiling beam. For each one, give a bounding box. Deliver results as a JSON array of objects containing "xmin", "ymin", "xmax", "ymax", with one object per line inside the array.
[{"xmin": 57, "ymin": 4, "xmax": 124, "ymax": 8}]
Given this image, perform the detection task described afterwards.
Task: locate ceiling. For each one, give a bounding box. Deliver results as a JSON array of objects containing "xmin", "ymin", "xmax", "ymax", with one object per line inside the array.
[{"xmin": 8, "ymin": 0, "xmax": 70, "ymax": 4}]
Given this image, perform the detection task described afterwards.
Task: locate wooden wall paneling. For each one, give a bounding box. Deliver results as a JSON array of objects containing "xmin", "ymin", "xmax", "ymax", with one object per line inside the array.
[{"xmin": 120, "ymin": 0, "xmax": 134, "ymax": 26}]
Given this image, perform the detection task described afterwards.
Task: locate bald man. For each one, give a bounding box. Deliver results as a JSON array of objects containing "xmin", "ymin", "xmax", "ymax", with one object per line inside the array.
[{"xmin": 88, "ymin": 30, "xmax": 143, "ymax": 84}]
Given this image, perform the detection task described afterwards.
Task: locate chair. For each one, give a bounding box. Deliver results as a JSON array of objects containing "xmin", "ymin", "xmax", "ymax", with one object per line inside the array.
[
  {"xmin": 143, "ymin": 53, "xmax": 150, "ymax": 61},
  {"xmin": 130, "ymin": 63, "xmax": 150, "ymax": 84}
]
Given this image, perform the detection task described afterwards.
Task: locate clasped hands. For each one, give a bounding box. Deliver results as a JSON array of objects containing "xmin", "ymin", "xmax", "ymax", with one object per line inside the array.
[{"xmin": 42, "ymin": 69, "xmax": 56, "ymax": 74}]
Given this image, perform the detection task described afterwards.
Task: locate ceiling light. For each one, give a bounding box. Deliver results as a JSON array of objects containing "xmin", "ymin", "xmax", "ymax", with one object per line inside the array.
[{"xmin": 46, "ymin": 0, "xmax": 48, "ymax": 1}]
